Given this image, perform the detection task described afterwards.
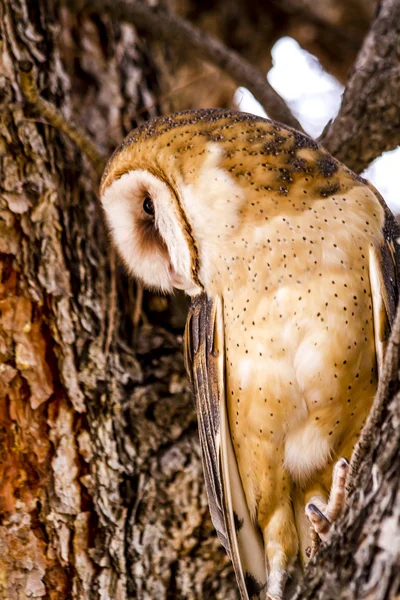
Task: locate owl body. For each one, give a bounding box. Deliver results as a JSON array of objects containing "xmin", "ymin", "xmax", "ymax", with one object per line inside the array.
[
  {"xmin": 100, "ymin": 109, "xmax": 399, "ymax": 600},
  {"xmin": 219, "ymin": 188, "xmax": 380, "ymax": 572}
]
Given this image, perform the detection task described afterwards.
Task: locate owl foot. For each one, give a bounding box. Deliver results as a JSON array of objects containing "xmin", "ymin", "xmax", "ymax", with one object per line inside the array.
[
  {"xmin": 305, "ymin": 458, "xmax": 349, "ymax": 542},
  {"xmin": 306, "ymin": 502, "xmax": 330, "ymax": 540}
]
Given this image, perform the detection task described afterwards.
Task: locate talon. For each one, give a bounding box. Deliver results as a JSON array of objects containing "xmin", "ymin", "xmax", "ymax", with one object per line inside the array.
[
  {"xmin": 305, "ymin": 501, "xmax": 331, "ymax": 539},
  {"xmin": 305, "ymin": 458, "xmax": 350, "ymax": 543},
  {"xmin": 306, "ymin": 503, "xmax": 330, "ymax": 523}
]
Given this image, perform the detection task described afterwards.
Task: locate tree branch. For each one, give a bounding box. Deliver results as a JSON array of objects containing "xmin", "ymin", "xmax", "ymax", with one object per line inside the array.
[
  {"xmin": 320, "ymin": 0, "xmax": 400, "ymax": 173},
  {"xmin": 18, "ymin": 60, "xmax": 106, "ymax": 177},
  {"xmin": 67, "ymin": 0, "xmax": 303, "ymax": 131}
]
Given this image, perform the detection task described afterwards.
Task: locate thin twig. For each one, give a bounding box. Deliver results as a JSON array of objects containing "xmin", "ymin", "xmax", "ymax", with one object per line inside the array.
[
  {"xmin": 131, "ymin": 69, "xmax": 221, "ymax": 121},
  {"xmin": 105, "ymin": 246, "xmax": 118, "ymax": 357},
  {"xmin": 18, "ymin": 60, "xmax": 106, "ymax": 177},
  {"xmin": 67, "ymin": 0, "xmax": 303, "ymax": 131}
]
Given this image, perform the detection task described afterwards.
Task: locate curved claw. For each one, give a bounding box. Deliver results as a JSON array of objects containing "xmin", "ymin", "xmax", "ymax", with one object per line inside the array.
[
  {"xmin": 306, "ymin": 503, "xmax": 330, "ymax": 523},
  {"xmin": 305, "ymin": 457, "xmax": 350, "ymax": 542}
]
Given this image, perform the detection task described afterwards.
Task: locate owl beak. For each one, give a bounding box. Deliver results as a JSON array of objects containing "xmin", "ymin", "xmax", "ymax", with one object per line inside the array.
[
  {"xmin": 169, "ymin": 264, "xmax": 198, "ymax": 295},
  {"xmin": 169, "ymin": 264, "xmax": 190, "ymax": 289}
]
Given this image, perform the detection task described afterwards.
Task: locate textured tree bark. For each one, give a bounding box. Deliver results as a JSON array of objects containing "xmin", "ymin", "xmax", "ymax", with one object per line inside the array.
[
  {"xmin": 0, "ymin": 1, "xmax": 234, "ymax": 598},
  {"xmin": 321, "ymin": 0, "xmax": 400, "ymax": 173}
]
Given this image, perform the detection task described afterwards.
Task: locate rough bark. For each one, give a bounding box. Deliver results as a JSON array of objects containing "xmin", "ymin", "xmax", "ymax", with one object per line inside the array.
[
  {"xmin": 69, "ymin": 0, "xmax": 302, "ymax": 129},
  {"xmin": 0, "ymin": 1, "xmax": 234, "ymax": 598},
  {"xmin": 321, "ymin": 0, "xmax": 400, "ymax": 173}
]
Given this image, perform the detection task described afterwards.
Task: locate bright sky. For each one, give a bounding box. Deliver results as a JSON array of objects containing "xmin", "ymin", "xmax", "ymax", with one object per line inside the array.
[{"xmin": 234, "ymin": 36, "xmax": 400, "ymax": 213}]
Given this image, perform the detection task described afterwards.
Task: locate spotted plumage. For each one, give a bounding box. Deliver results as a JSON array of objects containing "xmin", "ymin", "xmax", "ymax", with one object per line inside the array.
[{"xmin": 100, "ymin": 109, "xmax": 400, "ymax": 600}]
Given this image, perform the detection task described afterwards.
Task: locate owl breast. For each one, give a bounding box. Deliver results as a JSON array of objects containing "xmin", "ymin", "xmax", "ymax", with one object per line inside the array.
[{"xmin": 213, "ymin": 180, "xmax": 383, "ymax": 515}]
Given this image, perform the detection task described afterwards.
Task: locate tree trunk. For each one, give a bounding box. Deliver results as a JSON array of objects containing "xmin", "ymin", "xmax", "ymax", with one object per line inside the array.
[{"xmin": 0, "ymin": 1, "xmax": 234, "ymax": 598}]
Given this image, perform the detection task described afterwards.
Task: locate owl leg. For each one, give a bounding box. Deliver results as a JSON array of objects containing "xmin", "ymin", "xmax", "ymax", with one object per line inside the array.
[
  {"xmin": 291, "ymin": 484, "xmax": 315, "ymax": 567},
  {"xmin": 305, "ymin": 458, "xmax": 349, "ymax": 542},
  {"xmin": 259, "ymin": 502, "xmax": 298, "ymax": 600}
]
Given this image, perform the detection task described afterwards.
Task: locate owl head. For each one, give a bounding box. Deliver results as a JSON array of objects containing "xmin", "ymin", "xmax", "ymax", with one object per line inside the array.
[
  {"xmin": 100, "ymin": 108, "xmax": 340, "ymax": 295},
  {"xmin": 100, "ymin": 109, "xmax": 258, "ymax": 295}
]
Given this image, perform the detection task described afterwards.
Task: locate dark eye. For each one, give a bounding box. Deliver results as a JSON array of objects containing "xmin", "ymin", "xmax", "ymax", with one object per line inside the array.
[{"xmin": 143, "ymin": 196, "xmax": 155, "ymax": 216}]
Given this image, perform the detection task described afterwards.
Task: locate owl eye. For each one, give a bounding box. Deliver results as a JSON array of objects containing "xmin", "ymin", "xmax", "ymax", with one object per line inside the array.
[{"xmin": 143, "ymin": 195, "xmax": 155, "ymax": 217}]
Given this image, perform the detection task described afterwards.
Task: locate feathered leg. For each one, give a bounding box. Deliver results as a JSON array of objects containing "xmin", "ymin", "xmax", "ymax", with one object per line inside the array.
[{"xmin": 257, "ymin": 469, "xmax": 299, "ymax": 600}]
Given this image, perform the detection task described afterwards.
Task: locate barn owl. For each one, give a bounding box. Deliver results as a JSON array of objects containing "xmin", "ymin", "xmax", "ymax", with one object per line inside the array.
[{"xmin": 100, "ymin": 109, "xmax": 400, "ymax": 600}]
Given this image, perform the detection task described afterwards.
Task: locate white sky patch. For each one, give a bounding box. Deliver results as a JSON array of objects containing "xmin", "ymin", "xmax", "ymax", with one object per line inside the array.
[
  {"xmin": 234, "ymin": 86, "xmax": 267, "ymax": 119},
  {"xmin": 364, "ymin": 150, "xmax": 400, "ymax": 212},
  {"xmin": 234, "ymin": 36, "xmax": 400, "ymax": 214},
  {"xmin": 269, "ymin": 37, "xmax": 343, "ymax": 138}
]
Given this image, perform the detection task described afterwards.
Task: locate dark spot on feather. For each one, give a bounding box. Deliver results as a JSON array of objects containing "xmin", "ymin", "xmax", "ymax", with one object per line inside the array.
[
  {"xmin": 234, "ymin": 511, "xmax": 244, "ymax": 531},
  {"xmin": 293, "ymin": 131, "xmax": 318, "ymax": 150},
  {"xmin": 278, "ymin": 168, "xmax": 293, "ymax": 183},
  {"xmin": 245, "ymin": 573, "xmax": 266, "ymax": 598},
  {"xmin": 208, "ymin": 132, "xmax": 225, "ymax": 142},
  {"xmin": 263, "ymin": 135, "xmax": 286, "ymax": 154},
  {"xmin": 291, "ymin": 157, "xmax": 311, "ymax": 173},
  {"xmin": 319, "ymin": 183, "xmax": 340, "ymax": 197},
  {"xmin": 317, "ymin": 155, "xmax": 338, "ymax": 177},
  {"xmin": 279, "ymin": 185, "xmax": 289, "ymax": 196}
]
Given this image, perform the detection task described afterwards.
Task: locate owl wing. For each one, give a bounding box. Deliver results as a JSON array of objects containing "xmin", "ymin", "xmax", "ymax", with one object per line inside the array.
[
  {"xmin": 184, "ymin": 293, "xmax": 266, "ymax": 600},
  {"xmin": 369, "ymin": 192, "xmax": 400, "ymax": 374}
]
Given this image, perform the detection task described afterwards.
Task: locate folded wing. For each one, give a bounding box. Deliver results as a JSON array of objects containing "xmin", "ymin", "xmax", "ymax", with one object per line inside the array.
[
  {"xmin": 184, "ymin": 293, "xmax": 266, "ymax": 600},
  {"xmin": 369, "ymin": 191, "xmax": 400, "ymax": 374}
]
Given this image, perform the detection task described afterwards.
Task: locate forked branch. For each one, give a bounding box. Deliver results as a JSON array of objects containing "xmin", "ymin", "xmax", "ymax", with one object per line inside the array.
[
  {"xmin": 320, "ymin": 0, "xmax": 400, "ymax": 173},
  {"xmin": 66, "ymin": 0, "xmax": 303, "ymax": 131}
]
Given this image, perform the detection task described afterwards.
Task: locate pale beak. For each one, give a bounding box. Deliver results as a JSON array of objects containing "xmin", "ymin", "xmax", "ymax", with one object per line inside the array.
[{"xmin": 169, "ymin": 264, "xmax": 199, "ymax": 295}]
